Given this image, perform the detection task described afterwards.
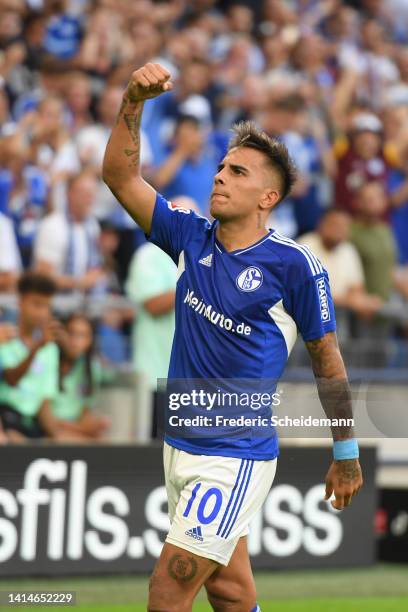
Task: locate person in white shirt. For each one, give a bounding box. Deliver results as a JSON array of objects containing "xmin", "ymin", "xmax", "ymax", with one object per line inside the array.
[
  {"xmin": 34, "ymin": 171, "xmax": 106, "ymax": 292},
  {"xmin": 0, "ymin": 212, "xmax": 22, "ymax": 292},
  {"xmin": 298, "ymin": 208, "xmax": 383, "ymax": 319}
]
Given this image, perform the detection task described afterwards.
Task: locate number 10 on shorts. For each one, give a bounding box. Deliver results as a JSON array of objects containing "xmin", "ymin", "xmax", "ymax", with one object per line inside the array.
[{"xmin": 183, "ymin": 483, "xmax": 223, "ymax": 525}]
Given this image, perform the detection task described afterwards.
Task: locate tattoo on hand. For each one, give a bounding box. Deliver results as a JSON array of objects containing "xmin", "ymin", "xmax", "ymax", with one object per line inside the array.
[
  {"xmin": 336, "ymin": 459, "xmax": 360, "ymax": 485},
  {"xmin": 167, "ymin": 553, "xmax": 198, "ymax": 582}
]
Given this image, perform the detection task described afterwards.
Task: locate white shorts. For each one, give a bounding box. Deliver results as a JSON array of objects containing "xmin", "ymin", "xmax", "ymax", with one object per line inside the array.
[{"xmin": 163, "ymin": 441, "xmax": 277, "ymax": 566}]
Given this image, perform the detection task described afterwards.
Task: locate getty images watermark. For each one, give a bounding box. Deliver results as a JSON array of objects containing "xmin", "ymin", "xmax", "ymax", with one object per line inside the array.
[
  {"xmin": 167, "ymin": 389, "xmax": 354, "ymax": 429},
  {"xmin": 156, "ymin": 380, "xmax": 356, "ymax": 439}
]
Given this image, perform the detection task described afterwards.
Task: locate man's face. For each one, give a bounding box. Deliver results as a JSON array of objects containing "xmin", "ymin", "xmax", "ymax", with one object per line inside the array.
[
  {"xmin": 68, "ymin": 176, "xmax": 97, "ymax": 220},
  {"xmin": 356, "ymin": 182, "xmax": 387, "ymax": 219},
  {"xmin": 210, "ymin": 147, "xmax": 280, "ymax": 223},
  {"xmin": 319, "ymin": 212, "xmax": 351, "ymax": 249},
  {"xmin": 20, "ymin": 293, "xmax": 52, "ymax": 331},
  {"xmin": 352, "ymin": 131, "xmax": 382, "ymax": 159}
]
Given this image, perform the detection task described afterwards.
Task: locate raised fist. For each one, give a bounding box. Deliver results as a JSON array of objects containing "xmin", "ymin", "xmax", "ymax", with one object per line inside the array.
[{"xmin": 126, "ymin": 63, "xmax": 173, "ymax": 102}]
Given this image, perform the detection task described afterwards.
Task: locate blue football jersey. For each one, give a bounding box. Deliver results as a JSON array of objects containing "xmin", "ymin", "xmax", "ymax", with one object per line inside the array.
[{"xmin": 148, "ymin": 192, "xmax": 336, "ymax": 460}]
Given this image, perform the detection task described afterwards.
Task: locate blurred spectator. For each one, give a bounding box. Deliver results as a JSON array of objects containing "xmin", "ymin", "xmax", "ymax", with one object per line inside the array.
[
  {"xmin": 0, "ymin": 322, "xmax": 17, "ymax": 444},
  {"xmin": 289, "ymin": 32, "xmax": 335, "ymax": 106},
  {"xmin": 350, "ymin": 182, "xmax": 397, "ymax": 302},
  {"xmin": 30, "ymin": 95, "xmax": 80, "ymax": 209},
  {"xmin": 151, "ymin": 115, "xmax": 218, "ymax": 214},
  {"xmin": 78, "ymin": 5, "xmax": 134, "ymax": 80},
  {"xmin": 22, "ymin": 12, "xmax": 47, "ymax": 73},
  {"xmin": 219, "ymin": 74, "xmax": 269, "ymax": 130},
  {"xmin": 334, "ymin": 113, "xmax": 390, "ymax": 214},
  {"xmin": 34, "ymin": 171, "xmax": 106, "ymax": 293},
  {"xmin": 126, "ymin": 235, "xmax": 176, "ymax": 438},
  {"xmin": 388, "ymin": 146, "xmax": 408, "ymax": 266},
  {"xmin": 0, "ymin": 272, "xmax": 59, "ymax": 441},
  {"xmin": 0, "ymin": 132, "xmax": 48, "ymax": 266},
  {"xmin": 42, "ymin": 314, "xmax": 110, "ymax": 441},
  {"xmin": 42, "ymin": 0, "xmax": 83, "ymax": 63},
  {"xmin": 0, "ymin": 6, "xmax": 26, "ymax": 101},
  {"xmin": 0, "ymin": 87, "xmax": 15, "ymax": 135},
  {"xmin": 63, "ymin": 71, "xmax": 93, "ymax": 134},
  {"xmin": 299, "ymin": 209, "xmax": 382, "ymax": 320},
  {"xmin": 0, "ymin": 211, "xmax": 22, "ymax": 291},
  {"xmin": 95, "ymin": 221, "xmax": 132, "ymax": 364},
  {"xmin": 381, "ymin": 101, "xmax": 408, "ymax": 167},
  {"xmin": 125, "ymin": 196, "xmax": 199, "ymax": 437},
  {"xmin": 263, "ymin": 94, "xmax": 334, "ymax": 235},
  {"xmin": 348, "ymin": 181, "xmax": 400, "ymax": 365},
  {"xmin": 97, "ymin": 221, "xmax": 121, "ymax": 294}
]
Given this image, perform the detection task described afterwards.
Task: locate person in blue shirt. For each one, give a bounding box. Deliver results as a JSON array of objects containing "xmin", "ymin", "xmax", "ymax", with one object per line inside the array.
[
  {"xmin": 151, "ymin": 114, "xmax": 220, "ymax": 215},
  {"xmin": 103, "ymin": 63, "xmax": 363, "ymax": 612}
]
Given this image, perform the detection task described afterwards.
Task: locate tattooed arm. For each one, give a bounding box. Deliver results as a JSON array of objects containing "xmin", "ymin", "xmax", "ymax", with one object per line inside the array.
[
  {"xmin": 102, "ymin": 63, "xmax": 173, "ymax": 234},
  {"xmin": 306, "ymin": 332, "xmax": 363, "ymax": 510}
]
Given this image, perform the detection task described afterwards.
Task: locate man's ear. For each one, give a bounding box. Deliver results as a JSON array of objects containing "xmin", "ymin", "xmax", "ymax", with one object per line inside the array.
[{"xmin": 260, "ymin": 189, "xmax": 280, "ymax": 211}]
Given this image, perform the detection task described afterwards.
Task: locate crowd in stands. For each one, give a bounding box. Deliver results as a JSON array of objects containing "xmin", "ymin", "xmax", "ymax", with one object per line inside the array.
[{"xmin": 1, "ymin": 0, "xmax": 408, "ymax": 441}]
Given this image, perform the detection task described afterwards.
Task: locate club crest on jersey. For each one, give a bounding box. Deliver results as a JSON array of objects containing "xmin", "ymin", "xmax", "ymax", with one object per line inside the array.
[
  {"xmin": 236, "ymin": 267, "xmax": 263, "ymax": 292},
  {"xmin": 168, "ymin": 201, "xmax": 191, "ymax": 214}
]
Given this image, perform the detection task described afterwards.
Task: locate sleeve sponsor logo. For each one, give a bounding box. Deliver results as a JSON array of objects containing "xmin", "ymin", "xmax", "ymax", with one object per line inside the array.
[{"xmin": 315, "ymin": 277, "xmax": 330, "ymax": 322}]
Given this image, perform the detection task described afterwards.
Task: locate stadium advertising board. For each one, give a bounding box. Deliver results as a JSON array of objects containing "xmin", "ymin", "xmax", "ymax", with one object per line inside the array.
[
  {"xmin": 378, "ymin": 488, "xmax": 408, "ymax": 563},
  {"xmin": 0, "ymin": 445, "xmax": 376, "ymax": 576}
]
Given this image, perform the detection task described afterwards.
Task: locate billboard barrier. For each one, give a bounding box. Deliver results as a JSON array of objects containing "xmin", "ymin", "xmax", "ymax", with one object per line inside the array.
[{"xmin": 0, "ymin": 445, "xmax": 376, "ymax": 576}]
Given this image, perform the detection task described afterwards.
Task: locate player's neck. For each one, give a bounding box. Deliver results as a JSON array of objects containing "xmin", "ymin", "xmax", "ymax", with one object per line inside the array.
[{"xmin": 216, "ymin": 221, "xmax": 270, "ymax": 253}]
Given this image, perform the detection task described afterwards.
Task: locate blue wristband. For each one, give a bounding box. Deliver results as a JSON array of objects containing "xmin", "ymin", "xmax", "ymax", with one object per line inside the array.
[{"xmin": 333, "ymin": 439, "xmax": 359, "ymax": 460}]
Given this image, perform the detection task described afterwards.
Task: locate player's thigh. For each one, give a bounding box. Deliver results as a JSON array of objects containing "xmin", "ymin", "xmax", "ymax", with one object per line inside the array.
[
  {"xmin": 204, "ymin": 536, "xmax": 257, "ymax": 611},
  {"xmin": 148, "ymin": 541, "xmax": 218, "ymax": 612},
  {"xmin": 165, "ymin": 447, "xmax": 277, "ymax": 568}
]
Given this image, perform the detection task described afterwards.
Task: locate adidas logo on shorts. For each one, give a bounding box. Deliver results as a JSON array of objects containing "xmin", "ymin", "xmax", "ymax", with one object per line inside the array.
[
  {"xmin": 199, "ymin": 254, "xmax": 212, "ymax": 267},
  {"xmin": 185, "ymin": 525, "xmax": 204, "ymax": 542}
]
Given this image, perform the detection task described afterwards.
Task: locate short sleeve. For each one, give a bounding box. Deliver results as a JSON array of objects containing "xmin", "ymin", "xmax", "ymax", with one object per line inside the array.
[
  {"xmin": 147, "ymin": 192, "xmax": 210, "ymax": 265},
  {"xmin": 283, "ymin": 249, "xmax": 336, "ymax": 342}
]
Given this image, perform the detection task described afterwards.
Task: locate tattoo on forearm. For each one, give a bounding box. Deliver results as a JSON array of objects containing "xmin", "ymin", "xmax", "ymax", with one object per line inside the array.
[
  {"xmin": 123, "ymin": 110, "xmax": 142, "ymax": 166},
  {"xmin": 306, "ymin": 333, "xmax": 354, "ymax": 440},
  {"xmin": 306, "ymin": 333, "xmax": 345, "ymax": 378},
  {"xmin": 116, "ymin": 96, "xmax": 128, "ymax": 125},
  {"xmin": 115, "ymin": 95, "xmax": 143, "ymax": 166},
  {"xmin": 124, "ymin": 112, "xmax": 141, "ymax": 145},
  {"xmin": 336, "ymin": 459, "xmax": 361, "ymax": 485},
  {"xmin": 124, "ymin": 149, "xmax": 138, "ymax": 157},
  {"xmin": 167, "ymin": 553, "xmax": 198, "ymax": 582}
]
